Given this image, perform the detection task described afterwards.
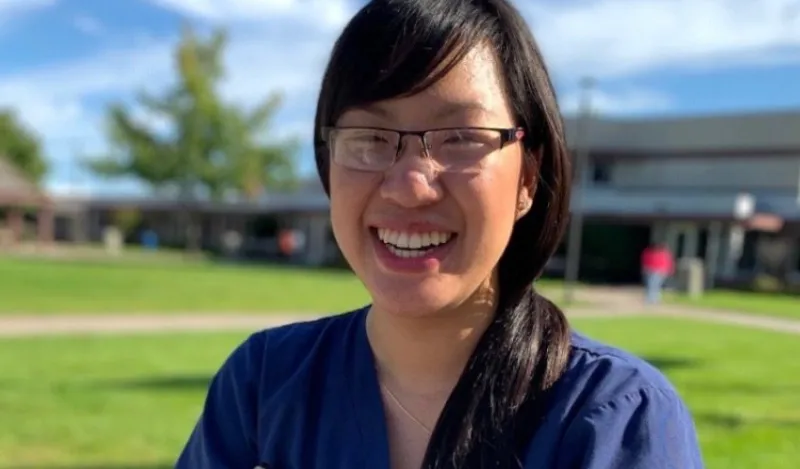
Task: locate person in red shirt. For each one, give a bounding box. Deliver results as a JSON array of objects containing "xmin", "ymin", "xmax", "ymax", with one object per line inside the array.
[
  {"xmin": 278, "ymin": 229, "xmax": 296, "ymax": 258},
  {"xmin": 641, "ymin": 243, "xmax": 675, "ymax": 304}
]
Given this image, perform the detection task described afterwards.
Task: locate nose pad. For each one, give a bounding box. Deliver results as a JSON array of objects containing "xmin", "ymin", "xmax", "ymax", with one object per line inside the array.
[
  {"xmin": 396, "ymin": 137, "xmax": 437, "ymax": 182},
  {"xmin": 421, "ymin": 158, "xmax": 438, "ymax": 183}
]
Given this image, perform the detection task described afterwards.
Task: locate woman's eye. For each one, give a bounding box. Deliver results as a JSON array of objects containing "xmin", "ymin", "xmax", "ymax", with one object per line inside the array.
[
  {"xmin": 351, "ymin": 133, "xmax": 390, "ymax": 145},
  {"xmin": 443, "ymin": 133, "xmax": 487, "ymax": 146}
]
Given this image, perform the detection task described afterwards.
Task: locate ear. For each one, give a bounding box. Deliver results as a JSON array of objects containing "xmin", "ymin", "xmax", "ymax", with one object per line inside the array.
[
  {"xmin": 516, "ymin": 186, "xmax": 533, "ymax": 221},
  {"xmin": 516, "ymin": 149, "xmax": 539, "ymax": 220}
]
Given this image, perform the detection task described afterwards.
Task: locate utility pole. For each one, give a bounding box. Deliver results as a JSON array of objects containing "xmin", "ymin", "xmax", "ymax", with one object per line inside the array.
[
  {"xmin": 563, "ymin": 76, "xmax": 595, "ymax": 304},
  {"xmin": 70, "ymin": 139, "xmax": 82, "ymax": 196}
]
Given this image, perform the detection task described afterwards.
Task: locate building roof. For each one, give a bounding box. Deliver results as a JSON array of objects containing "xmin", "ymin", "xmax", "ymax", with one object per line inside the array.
[
  {"xmin": 53, "ymin": 179, "xmax": 330, "ymax": 215},
  {"xmin": 0, "ymin": 155, "xmax": 50, "ymax": 206},
  {"xmin": 54, "ymin": 193, "xmax": 330, "ymax": 215},
  {"xmin": 563, "ymin": 109, "xmax": 800, "ymax": 155}
]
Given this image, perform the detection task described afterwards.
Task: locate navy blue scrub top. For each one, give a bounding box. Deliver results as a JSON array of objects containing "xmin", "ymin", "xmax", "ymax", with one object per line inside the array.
[{"xmin": 176, "ymin": 307, "xmax": 704, "ymax": 468}]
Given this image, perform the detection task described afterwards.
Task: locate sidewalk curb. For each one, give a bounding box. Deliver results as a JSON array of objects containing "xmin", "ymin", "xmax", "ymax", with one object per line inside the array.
[{"xmin": 1, "ymin": 307, "xmax": 798, "ymax": 338}]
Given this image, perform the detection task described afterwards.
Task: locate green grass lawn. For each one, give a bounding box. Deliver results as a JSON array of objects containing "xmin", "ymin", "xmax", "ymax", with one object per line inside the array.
[
  {"xmin": 668, "ymin": 289, "xmax": 800, "ymax": 320},
  {"xmin": 0, "ymin": 331, "xmax": 246, "ymax": 468},
  {"xmin": 1, "ymin": 255, "xmax": 794, "ymax": 319},
  {"xmin": 571, "ymin": 317, "xmax": 800, "ymax": 469},
  {"xmin": 0, "ymin": 256, "xmax": 567, "ymax": 315},
  {"xmin": 0, "ymin": 256, "xmax": 370, "ymax": 314},
  {"xmin": 0, "ymin": 317, "xmax": 797, "ymax": 468}
]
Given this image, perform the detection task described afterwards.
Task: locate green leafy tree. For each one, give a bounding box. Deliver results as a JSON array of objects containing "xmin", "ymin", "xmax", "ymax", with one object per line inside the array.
[
  {"xmin": 112, "ymin": 208, "xmax": 143, "ymax": 238},
  {"xmin": 85, "ymin": 25, "xmax": 297, "ymax": 249},
  {"xmin": 219, "ymin": 96, "xmax": 299, "ymax": 198},
  {"xmin": 0, "ymin": 109, "xmax": 48, "ymax": 184}
]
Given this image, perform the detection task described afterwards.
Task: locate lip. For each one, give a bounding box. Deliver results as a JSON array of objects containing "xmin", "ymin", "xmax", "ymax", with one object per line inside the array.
[{"xmin": 369, "ymin": 227, "xmax": 457, "ymax": 274}]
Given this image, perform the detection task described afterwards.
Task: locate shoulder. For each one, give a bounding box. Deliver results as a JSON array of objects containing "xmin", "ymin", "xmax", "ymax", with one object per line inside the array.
[
  {"xmin": 258, "ymin": 308, "xmax": 363, "ymax": 350},
  {"xmin": 175, "ymin": 308, "xmax": 368, "ymax": 468},
  {"xmin": 543, "ymin": 331, "xmax": 703, "ymax": 468},
  {"xmin": 226, "ymin": 307, "xmax": 367, "ymax": 382},
  {"xmin": 559, "ymin": 331, "xmax": 681, "ymax": 407},
  {"xmin": 193, "ymin": 308, "xmax": 366, "ymax": 413}
]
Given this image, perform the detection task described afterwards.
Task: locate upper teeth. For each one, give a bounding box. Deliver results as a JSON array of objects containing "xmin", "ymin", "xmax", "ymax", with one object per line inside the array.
[{"xmin": 377, "ymin": 228, "xmax": 453, "ymax": 249}]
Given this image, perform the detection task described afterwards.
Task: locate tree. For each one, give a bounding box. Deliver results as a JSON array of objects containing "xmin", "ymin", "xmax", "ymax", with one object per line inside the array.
[
  {"xmin": 112, "ymin": 208, "xmax": 143, "ymax": 239},
  {"xmin": 85, "ymin": 25, "xmax": 297, "ymax": 249},
  {"xmin": 0, "ymin": 109, "xmax": 48, "ymax": 184}
]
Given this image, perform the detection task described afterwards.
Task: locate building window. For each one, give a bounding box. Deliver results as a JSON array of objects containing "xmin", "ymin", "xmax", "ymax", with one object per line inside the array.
[
  {"xmin": 592, "ymin": 162, "xmax": 612, "ymax": 184},
  {"xmin": 794, "ymin": 237, "xmax": 800, "ymax": 273},
  {"xmin": 737, "ymin": 231, "xmax": 759, "ymax": 271}
]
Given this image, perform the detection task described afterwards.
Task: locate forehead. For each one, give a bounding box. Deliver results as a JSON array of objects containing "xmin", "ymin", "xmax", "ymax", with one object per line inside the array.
[{"xmin": 343, "ymin": 44, "xmax": 513, "ymax": 125}]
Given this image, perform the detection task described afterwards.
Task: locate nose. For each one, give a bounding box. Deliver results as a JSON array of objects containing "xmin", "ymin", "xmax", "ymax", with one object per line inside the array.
[{"xmin": 379, "ymin": 137, "xmax": 444, "ymax": 208}]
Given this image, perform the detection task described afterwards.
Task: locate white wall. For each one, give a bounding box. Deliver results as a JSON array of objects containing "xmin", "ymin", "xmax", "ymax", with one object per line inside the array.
[{"xmin": 607, "ymin": 156, "xmax": 800, "ymax": 192}]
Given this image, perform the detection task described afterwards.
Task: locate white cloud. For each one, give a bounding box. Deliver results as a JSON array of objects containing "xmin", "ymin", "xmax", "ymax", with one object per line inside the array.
[
  {"xmin": 0, "ymin": 0, "xmax": 351, "ymax": 139},
  {"xmin": 47, "ymin": 181, "xmax": 94, "ymax": 197},
  {"xmin": 146, "ymin": 0, "xmax": 353, "ymax": 30},
  {"xmin": 0, "ymin": 39, "xmax": 173, "ymax": 102},
  {"xmin": 0, "ymin": 0, "xmax": 55, "ymax": 15},
  {"xmin": 525, "ymin": 0, "xmax": 800, "ymax": 79},
  {"xmin": 0, "ymin": 0, "xmax": 56, "ymax": 31},
  {"xmin": 2, "ymin": 0, "xmax": 800, "ymax": 194},
  {"xmin": 0, "ymin": 1, "xmax": 351, "ymax": 194},
  {"xmin": 129, "ymin": 103, "xmax": 174, "ymax": 136},
  {"xmin": 0, "ymin": 39, "xmax": 174, "ymax": 163},
  {"xmin": 71, "ymin": 14, "xmax": 105, "ymax": 36},
  {"xmin": 559, "ymin": 87, "xmax": 674, "ymax": 116},
  {"xmin": 272, "ymin": 118, "xmax": 312, "ymax": 141},
  {"xmin": 6, "ymin": 0, "xmax": 798, "ymax": 141}
]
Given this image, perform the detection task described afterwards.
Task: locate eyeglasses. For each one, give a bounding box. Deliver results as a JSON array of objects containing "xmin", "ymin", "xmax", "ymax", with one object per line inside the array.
[{"xmin": 321, "ymin": 126, "xmax": 525, "ymax": 172}]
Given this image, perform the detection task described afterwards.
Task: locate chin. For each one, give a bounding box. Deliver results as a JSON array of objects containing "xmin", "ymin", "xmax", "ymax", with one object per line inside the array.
[{"xmin": 368, "ymin": 277, "xmax": 459, "ymax": 318}]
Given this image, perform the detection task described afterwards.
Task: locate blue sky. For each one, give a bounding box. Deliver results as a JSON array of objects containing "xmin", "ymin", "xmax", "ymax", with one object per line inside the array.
[{"xmin": 1, "ymin": 0, "xmax": 799, "ymax": 196}]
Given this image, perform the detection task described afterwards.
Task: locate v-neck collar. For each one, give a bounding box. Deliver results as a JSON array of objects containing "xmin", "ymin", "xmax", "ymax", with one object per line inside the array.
[{"xmin": 348, "ymin": 306, "xmax": 391, "ymax": 467}]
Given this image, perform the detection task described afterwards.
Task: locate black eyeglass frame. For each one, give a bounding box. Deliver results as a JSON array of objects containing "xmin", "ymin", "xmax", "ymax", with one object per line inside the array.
[{"xmin": 320, "ymin": 126, "xmax": 526, "ymax": 166}]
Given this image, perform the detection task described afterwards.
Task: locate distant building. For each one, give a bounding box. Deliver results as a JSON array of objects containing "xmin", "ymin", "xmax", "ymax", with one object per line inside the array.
[
  {"xmin": 51, "ymin": 109, "xmax": 800, "ymax": 284},
  {"xmin": 53, "ymin": 178, "xmax": 336, "ymax": 266},
  {"xmin": 558, "ymin": 109, "xmax": 800, "ymax": 286},
  {"xmin": 0, "ymin": 155, "xmax": 54, "ymax": 246}
]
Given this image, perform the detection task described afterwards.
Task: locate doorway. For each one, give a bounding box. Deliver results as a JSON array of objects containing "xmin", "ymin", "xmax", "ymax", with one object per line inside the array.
[{"xmin": 668, "ymin": 223, "xmax": 700, "ymax": 259}]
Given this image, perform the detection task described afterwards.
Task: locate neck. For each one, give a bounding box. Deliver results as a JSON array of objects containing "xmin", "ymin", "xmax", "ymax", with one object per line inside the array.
[{"xmin": 366, "ymin": 284, "xmax": 496, "ymax": 398}]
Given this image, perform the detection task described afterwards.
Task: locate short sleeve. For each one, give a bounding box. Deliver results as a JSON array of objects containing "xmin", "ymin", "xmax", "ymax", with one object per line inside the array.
[
  {"xmin": 175, "ymin": 333, "xmax": 265, "ymax": 469},
  {"xmin": 555, "ymin": 387, "xmax": 704, "ymax": 469}
]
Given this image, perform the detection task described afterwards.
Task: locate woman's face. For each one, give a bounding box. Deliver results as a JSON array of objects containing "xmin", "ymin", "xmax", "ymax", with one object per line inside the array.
[{"xmin": 328, "ymin": 44, "xmax": 534, "ymax": 318}]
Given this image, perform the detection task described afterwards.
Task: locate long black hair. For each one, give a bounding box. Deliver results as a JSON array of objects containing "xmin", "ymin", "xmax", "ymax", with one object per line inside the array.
[{"xmin": 313, "ymin": 0, "xmax": 573, "ymax": 467}]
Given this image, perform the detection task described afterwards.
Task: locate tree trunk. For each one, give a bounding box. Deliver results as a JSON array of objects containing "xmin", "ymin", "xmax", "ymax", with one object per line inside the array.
[{"xmin": 179, "ymin": 206, "xmax": 202, "ymax": 252}]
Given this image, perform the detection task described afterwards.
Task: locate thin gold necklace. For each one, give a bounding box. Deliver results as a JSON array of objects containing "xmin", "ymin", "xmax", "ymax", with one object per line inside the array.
[{"xmin": 381, "ymin": 382, "xmax": 434, "ymax": 436}]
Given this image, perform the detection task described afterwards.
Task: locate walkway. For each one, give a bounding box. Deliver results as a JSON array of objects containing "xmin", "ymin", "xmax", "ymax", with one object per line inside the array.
[
  {"xmin": 568, "ymin": 286, "xmax": 800, "ymax": 335},
  {"xmin": 0, "ymin": 287, "xmax": 798, "ymax": 337},
  {"xmin": 0, "ymin": 314, "xmax": 312, "ymax": 338}
]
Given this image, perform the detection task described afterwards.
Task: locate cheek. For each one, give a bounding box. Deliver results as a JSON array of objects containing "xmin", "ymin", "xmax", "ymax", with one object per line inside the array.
[
  {"xmin": 448, "ymin": 160, "xmax": 522, "ymax": 233},
  {"xmin": 329, "ymin": 167, "xmax": 381, "ymax": 248},
  {"xmin": 469, "ymin": 178, "xmax": 517, "ymax": 237}
]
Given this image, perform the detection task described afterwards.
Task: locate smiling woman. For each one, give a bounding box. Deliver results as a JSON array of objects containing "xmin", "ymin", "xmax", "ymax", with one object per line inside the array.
[{"xmin": 175, "ymin": 1, "xmax": 703, "ymax": 468}]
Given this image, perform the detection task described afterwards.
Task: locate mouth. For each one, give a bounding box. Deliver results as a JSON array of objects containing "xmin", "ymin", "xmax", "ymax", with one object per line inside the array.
[{"xmin": 371, "ymin": 227, "xmax": 457, "ymax": 259}]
